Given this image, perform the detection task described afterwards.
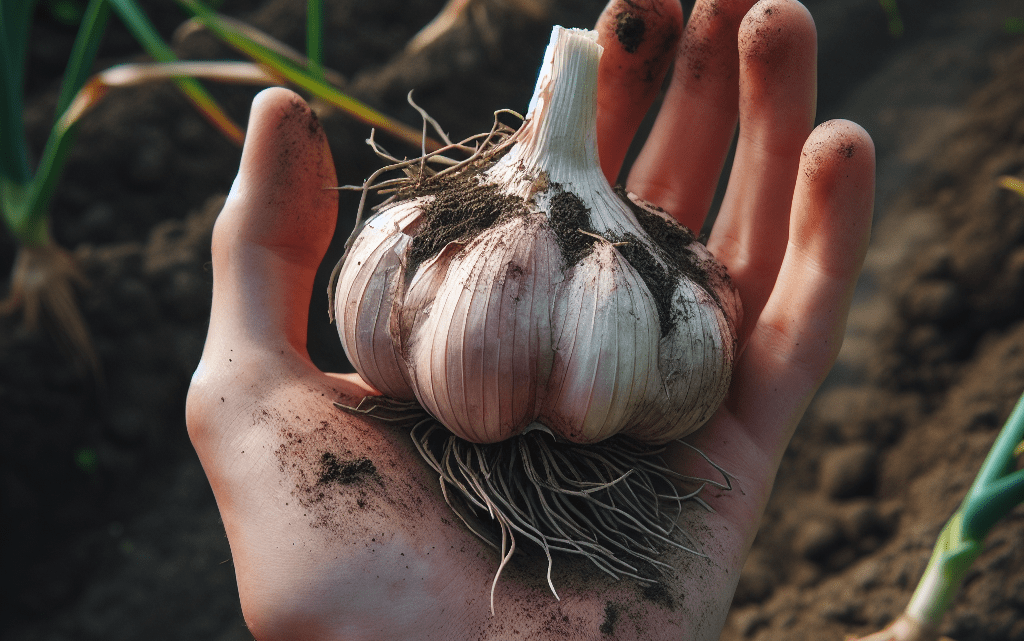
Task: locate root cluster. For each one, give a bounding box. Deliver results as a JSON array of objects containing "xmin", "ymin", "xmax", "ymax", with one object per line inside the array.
[{"xmin": 339, "ymin": 395, "xmax": 730, "ymax": 612}]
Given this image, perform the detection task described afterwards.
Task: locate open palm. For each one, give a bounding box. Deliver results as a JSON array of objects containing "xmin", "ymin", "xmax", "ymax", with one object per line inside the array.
[{"xmin": 186, "ymin": 0, "xmax": 874, "ymax": 639}]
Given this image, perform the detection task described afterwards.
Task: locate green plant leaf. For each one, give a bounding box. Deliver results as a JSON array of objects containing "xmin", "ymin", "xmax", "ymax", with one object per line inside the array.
[
  {"xmin": 961, "ymin": 391, "xmax": 1024, "ymax": 540},
  {"xmin": 905, "ymin": 390, "xmax": 1024, "ymax": 627},
  {"xmin": 306, "ymin": 0, "xmax": 324, "ymax": 79},
  {"xmin": 56, "ymin": 0, "xmax": 111, "ymax": 115},
  {"xmin": 105, "ymin": 0, "xmax": 244, "ymax": 143},
  {"xmin": 0, "ymin": 0, "xmax": 36, "ymax": 185},
  {"xmin": 179, "ymin": 0, "xmax": 433, "ymax": 150},
  {"xmin": 7, "ymin": 0, "xmax": 110, "ymax": 246}
]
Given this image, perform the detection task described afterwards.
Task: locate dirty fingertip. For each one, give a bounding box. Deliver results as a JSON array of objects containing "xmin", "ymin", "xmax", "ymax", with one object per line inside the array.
[
  {"xmin": 794, "ymin": 119, "xmax": 875, "ymax": 273},
  {"xmin": 801, "ymin": 119, "xmax": 874, "ymax": 185},
  {"xmin": 220, "ymin": 87, "xmax": 337, "ymax": 268},
  {"xmin": 242, "ymin": 88, "xmax": 331, "ymax": 185},
  {"xmin": 248, "ymin": 87, "xmax": 322, "ymax": 138},
  {"xmin": 596, "ymin": 0, "xmax": 683, "ymax": 55},
  {"xmin": 738, "ymin": 0, "xmax": 816, "ymax": 71},
  {"xmin": 595, "ymin": 0, "xmax": 684, "ymax": 182}
]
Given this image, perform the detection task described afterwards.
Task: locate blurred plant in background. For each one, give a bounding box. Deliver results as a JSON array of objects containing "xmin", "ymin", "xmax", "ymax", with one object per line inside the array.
[
  {"xmin": 1, "ymin": 0, "xmax": 244, "ymax": 378},
  {"xmin": 850, "ymin": 389, "xmax": 1024, "ymax": 641},
  {"xmin": 1, "ymin": 0, "xmax": 431, "ymax": 380},
  {"xmin": 877, "ymin": 0, "xmax": 904, "ymax": 38}
]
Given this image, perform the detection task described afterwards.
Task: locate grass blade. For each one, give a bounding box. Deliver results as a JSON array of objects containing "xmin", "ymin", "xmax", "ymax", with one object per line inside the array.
[
  {"xmin": 5, "ymin": 0, "xmax": 112, "ymax": 246},
  {"xmin": 0, "ymin": 0, "xmax": 35, "ymax": 185},
  {"xmin": 60, "ymin": 61, "xmax": 279, "ymax": 132},
  {"xmin": 306, "ymin": 0, "xmax": 324, "ymax": 79},
  {"xmin": 175, "ymin": 14, "xmax": 346, "ymax": 88},
  {"xmin": 179, "ymin": 0, "xmax": 435, "ymax": 150},
  {"xmin": 106, "ymin": 0, "xmax": 244, "ymax": 144},
  {"xmin": 56, "ymin": 0, "xmax": 111, "ymax": 115}
]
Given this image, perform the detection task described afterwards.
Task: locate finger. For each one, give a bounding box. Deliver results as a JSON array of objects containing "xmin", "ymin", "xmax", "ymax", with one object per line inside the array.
[
  {"xmin": 206, "ymin": 87, "xmax": 337, "ymax": 361},
  {"xmin": 626, "ymin": 0, "xmax": 758, "ymax": 232},
  {"xmin": 594, "ymin": 0, "xmax": 684, "ymax": 184},
  {"xmin": 728, "ymin": 120, "xmax": 874, "ymax": 461},
  {"xmin": 708, "ymin": 0, "xmax": 817, "ymax": 342}
]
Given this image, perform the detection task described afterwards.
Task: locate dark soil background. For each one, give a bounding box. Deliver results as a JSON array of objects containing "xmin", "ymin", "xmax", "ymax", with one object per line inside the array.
[{"xmin": 3, "ymin": 1, "xmax": 1023, "ymax": 640}]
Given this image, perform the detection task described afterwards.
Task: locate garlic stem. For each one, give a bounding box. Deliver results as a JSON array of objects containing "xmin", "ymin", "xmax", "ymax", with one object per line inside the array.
[
  {"xmin": 491, "ymin": 27, "xmax": 651, "ymax": 249},
  {"xmin": 516, "ymin": 27, "xmax": 603, "ymax": 186}
]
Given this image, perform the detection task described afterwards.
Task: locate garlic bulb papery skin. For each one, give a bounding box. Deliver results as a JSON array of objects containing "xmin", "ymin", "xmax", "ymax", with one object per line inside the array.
[{"xmin": 333, "ymin": 26, "xmax": 741, "ymax": 445}]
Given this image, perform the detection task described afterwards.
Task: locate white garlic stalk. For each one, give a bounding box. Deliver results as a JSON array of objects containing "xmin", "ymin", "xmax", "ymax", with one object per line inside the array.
[{"xmin": 333, "ymin": 26, "xmax": 741, "ymax": 445}]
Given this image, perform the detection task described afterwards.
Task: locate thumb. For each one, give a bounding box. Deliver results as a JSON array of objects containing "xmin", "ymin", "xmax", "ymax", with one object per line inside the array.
[{"xmin": 207, "ymin": 87, "xmax": 338, "ymax": 360}]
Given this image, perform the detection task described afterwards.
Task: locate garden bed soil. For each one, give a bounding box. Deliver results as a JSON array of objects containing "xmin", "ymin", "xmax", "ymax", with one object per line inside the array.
[{"xmin": 3, "ymin": 1, "xmax": 1024, "ymax": 640}]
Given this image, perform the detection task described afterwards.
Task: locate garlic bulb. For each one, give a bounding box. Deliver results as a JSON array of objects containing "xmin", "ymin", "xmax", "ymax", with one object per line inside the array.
[{"xmin": 333, "ymin": 26, "xmax": 741, "ymax": 445}]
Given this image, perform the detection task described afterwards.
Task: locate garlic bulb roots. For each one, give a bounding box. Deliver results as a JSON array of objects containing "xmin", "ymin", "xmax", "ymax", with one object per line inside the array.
[{"xmin": 333, "ymin": 26, "xmax": 741, "ymax": 445}]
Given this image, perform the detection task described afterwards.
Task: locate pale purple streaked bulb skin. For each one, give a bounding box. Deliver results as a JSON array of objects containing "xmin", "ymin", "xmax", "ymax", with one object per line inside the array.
[{"xmin": 332, "ymin": 27, "xmax": 740, "ymax": 445}]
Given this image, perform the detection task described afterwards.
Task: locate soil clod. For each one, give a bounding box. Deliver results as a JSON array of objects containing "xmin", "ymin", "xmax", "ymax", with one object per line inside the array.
[
  {"xmin": 317, "ymin": 452, "xmax": 377, "ymax": 485},
  {"xmin": 405, "ymin": 173, "xmax": 530, "ymax": 277},
  {"xmin": 548, "ymin": 186, "xmax": 597, "ymax": 266}
]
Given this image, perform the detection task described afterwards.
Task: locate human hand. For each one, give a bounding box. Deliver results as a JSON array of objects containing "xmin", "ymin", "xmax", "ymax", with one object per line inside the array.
[{"xmin": 186, "ymin": 0, "xmax": 873, "ymax": 639}]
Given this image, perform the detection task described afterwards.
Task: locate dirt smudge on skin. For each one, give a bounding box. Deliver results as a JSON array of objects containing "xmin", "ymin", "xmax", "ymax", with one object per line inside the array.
[
  {"xmin": 600, "ymin": 0, "xmax": 682, "ymax": 90},
  {"xmin": 678, "ymin": 0, "xmax": 745, "ymax": 84},
  {"xmin": 736, "ymin": 0, "xmax": 818, "ymax": 117},
  {"xmin": 615, "ymin": 11, "xmax": 646, "ymax": 53},
  {"xmin": 739, "ymin": 2, "xmax": 787, "ymax": 67},
  {"xmin": 271, "ymin": 405, "xmax": 431, "ymax": 538},
  {"xmin": 262, "ymin": 93, "xmax": 336, "ymax": 230},
  {"xmin": 801, "ymin": 120, "xmax": 862, "ymax": 183},
  {"xmin": 599, "ymin": 601, "xmax": 621, "ymax": 635},
  {"xmin": 274, "ymin": 420, "xmax": 381, "ymax": 535},
  {"xmin": 642, "ymin": 582, "xmax": 675, "ymax": 609}
]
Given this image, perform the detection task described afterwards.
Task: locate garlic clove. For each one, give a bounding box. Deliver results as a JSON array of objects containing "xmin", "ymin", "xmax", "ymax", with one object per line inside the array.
[
  {"xmin": 625, "ymin": 277, "xmax": 735, "ymax": 442},
  {"xmin": 396, "ymin": 239, "xmax": 466, "ymax": 355},
  {"xmin": 405, "ymin": 215, "xmax": 561, "ymax": 443},
  {"xmin": 614, "ymin": 194, "xmax": 741, "ymax": 443},
  {"xmin": 541, "ymin": 241, "xmax": 661, "ymax": 444},
  {"xmin": 341, "ymin": 197, "xmax": 425, "ymax": 270},
  {"xmin": 334, "ymin": 201, "xmax": 424, "ymax": 399},
  {"xmin": 340, "ymin": 233, "xmax": 414, "ymax": 398},
  {"xmin": 622, "ymin": 191, "xmax": 742, "ymax": 337}
]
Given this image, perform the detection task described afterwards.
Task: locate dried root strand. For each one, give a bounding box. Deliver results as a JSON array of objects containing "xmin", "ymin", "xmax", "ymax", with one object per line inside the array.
[
  {"xmin": 340, "ymin": 98, "xmax": 525, "ymax": 247},
  {"xmin": 338, "ymin": 396, "xmax": 732, "ymax": 614},
  {"xmin": 326, "ymin": 101, "xmax": 525, "ymax": 322},
  {"xmin": 0, "ymin": 243, "xmax": 102, "ymax": 383}
]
